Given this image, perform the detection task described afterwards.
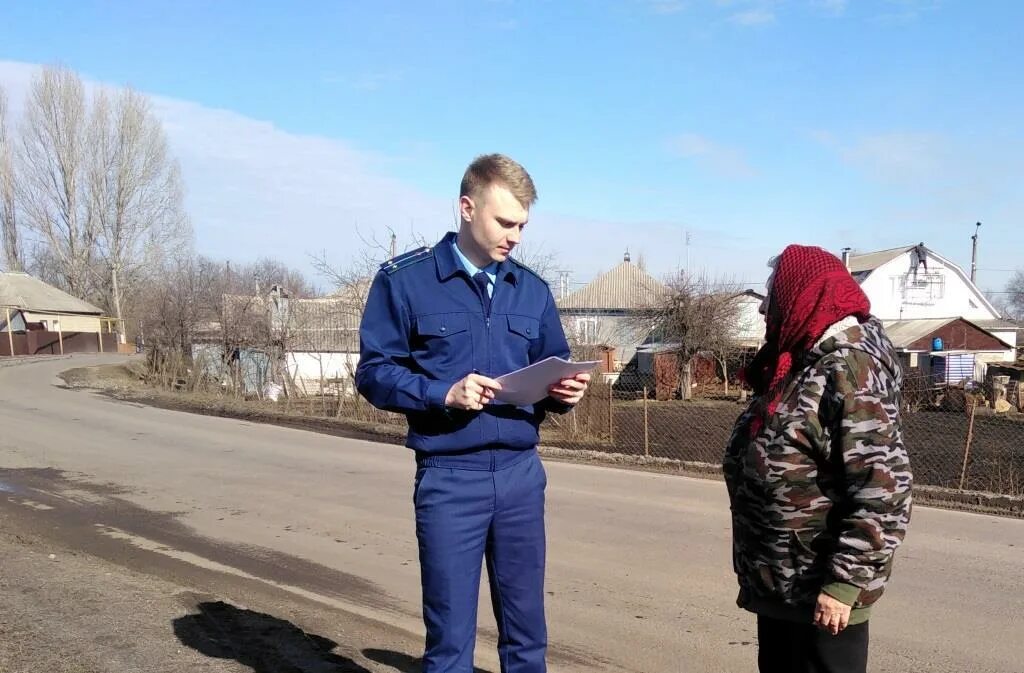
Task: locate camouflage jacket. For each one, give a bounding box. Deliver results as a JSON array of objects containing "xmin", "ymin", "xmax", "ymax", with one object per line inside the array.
[{"xmin": 724, "ymin": 318, "xmax": 913, "ymax": 616}]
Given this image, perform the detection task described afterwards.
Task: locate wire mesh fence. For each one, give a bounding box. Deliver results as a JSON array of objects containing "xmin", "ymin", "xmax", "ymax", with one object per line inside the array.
[
  {"xmin": 146, "ymin": 344, "xmax": 1024, "ymax": 495},
  {"xmin": 144, "ymin": 346, "xmax": 1024, "ymax": 498},
  {"xmin": 540, "ymin": 370, "xmax": 1024, "ymax": 497}
]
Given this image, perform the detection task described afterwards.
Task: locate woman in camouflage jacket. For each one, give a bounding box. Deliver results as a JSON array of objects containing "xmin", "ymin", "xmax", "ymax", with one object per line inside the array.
[{"xmin": 724, "ymin": 244, "xmax": 913, "ymax": 673}]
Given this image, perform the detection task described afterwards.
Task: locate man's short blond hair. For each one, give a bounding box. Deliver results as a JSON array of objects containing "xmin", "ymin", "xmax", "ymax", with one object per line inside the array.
[{"xmin": 460, "ymin": 154, "xmax": 537, "ymax": 209}]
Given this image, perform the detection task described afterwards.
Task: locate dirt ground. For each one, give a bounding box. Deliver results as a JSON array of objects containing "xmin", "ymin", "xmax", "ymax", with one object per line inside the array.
[{"xmin": 0, "ymin": 466, "xmax": 467, "ymax": 673}]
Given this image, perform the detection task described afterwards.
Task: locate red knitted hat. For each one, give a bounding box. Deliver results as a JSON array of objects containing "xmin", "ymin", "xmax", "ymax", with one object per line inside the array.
[{"xmin": 743, "ymin": 244, "xmax": 871, "ymax": 423}]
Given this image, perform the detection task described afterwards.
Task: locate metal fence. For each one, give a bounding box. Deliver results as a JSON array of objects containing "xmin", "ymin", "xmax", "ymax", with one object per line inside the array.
[
  {"xmin": 148, "ymin": 344, "xmax": 1024, "ymax": 498},
  {"xmin": 539, "ymin": 371, "xmax": 1024, "ymax": 497},
  {"xmin": 158, "ymin": 364, "xmax": 1022, "ymax": 497}
]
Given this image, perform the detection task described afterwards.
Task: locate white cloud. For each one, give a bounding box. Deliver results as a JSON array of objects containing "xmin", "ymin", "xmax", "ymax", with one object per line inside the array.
[
  {"xmin": 1, "ymin": 60, "xmax": 769, "ymax": 288},
  {"xmin": 839, "ymin": 132, "xmax": 950, "ymax": 185},
  {"xmin": 666, "ymin": 133, "xmax": 757, "ymax": 178},
  {"xmin": 812, "ymin": 0, "xmax": 848, "ymax": 14},
  {"xmin": 729, "ymin": 7, "xmax": 776, "ymax": 24},
  {"xmin": 0, "ymin": 60, "xmax": 450, "ymax": 279},
  {"xmin": 643, "ymin": 0, "xmax": 688, "ymax": 15},
  {"xmin": 812, "ymin": 127, "xmax": 1024, "ymax": 291},
  {"xmin": 875, "ymin": 0, "xmax": 942, "ymax": 23}
]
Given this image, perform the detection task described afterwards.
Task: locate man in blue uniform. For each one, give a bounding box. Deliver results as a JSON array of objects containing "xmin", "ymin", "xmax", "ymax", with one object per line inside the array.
[{"xmin": 356, "ymin": 154, "xmax": 589, "ymax": 673}]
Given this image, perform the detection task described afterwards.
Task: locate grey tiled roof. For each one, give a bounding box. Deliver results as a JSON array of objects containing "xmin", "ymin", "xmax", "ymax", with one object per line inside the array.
[{"xmin": 558, "ymin": 261, "xmax": 669, "ymax": 311}]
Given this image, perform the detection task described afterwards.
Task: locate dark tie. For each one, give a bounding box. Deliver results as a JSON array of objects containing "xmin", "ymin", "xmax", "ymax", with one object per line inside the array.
[{"xmin": 473, "ymin": 272, "xmax": 492, "ymax": 316}]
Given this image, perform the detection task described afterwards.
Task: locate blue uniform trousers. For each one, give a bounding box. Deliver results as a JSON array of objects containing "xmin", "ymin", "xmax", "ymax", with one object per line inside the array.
[{"xmin": 414, "ymin": 448, "xmax": 547, "ymax": 673}]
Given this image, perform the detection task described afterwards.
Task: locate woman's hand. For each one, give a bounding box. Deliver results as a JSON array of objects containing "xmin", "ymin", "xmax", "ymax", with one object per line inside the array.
[{"xmin": 814, "ymin": 592, "xmax": 852, "ymax": 635}]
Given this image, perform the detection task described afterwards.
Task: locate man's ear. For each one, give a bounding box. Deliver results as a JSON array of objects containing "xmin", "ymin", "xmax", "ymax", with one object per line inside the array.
[{"xmin": 459, "ymin": 195, "xmax": 475, "ymax": 224}]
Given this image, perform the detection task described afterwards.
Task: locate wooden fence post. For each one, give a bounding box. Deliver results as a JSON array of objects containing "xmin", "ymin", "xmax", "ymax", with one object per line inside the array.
[
  {"xmin": 643, "ymin": 386, "xmax": 650, "ymax": 457},
  {"xmin": 5, "ymin": 308, "xmax": 14, "ymax": 356},
  {"xmin": 958, "ymin": 400, "xmax": 978, "ymax": 490},
  {"xmin": 607, "ymin": 380, "xmax": 614, "ymax": 441}
]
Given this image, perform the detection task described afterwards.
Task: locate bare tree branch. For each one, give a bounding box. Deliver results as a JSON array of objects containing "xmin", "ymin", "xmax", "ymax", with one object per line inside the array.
[
  {"xmin": 89, "ymin": 86, "xmax": 191, "ymax": 341},
  {"xmin": 0, "ymin": 86, "xmax": 22, "ymax": 271},
  {"xmin": 1005, "ymin": 270, "xmax": 1024, "ymax": 322},
  {"xmin": 16, "ymin": 66, "xmax": 96, "ymax": 295},
  {"xmin": 642, "ymin": 270, "xmax": 746, "ymax": 397}
]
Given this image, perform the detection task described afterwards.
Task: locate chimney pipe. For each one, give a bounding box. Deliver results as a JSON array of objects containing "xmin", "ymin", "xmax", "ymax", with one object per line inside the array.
[{"xmin": 841, "ymin": 247, "xmax": 852, "ymax": 270}]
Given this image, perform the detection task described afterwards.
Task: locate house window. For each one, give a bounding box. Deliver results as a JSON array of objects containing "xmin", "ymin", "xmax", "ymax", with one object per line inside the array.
[{"xmin": 575, "ymin": 318, "xmax": 600, "ymax": 345}]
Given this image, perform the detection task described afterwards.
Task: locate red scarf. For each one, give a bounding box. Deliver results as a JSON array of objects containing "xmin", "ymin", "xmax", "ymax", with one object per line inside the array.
[{"xmin": 742, "ymin": 244, "xmax": 871, "ymax": 434}]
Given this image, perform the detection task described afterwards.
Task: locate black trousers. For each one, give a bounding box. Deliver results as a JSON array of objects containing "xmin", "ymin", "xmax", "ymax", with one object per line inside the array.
[{"xmin": 757, "ymin": 616, "xmax": 869, "ymax": 673}]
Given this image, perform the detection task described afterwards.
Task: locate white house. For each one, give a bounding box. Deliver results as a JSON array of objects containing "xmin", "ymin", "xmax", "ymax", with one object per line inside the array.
[
  {"xmin": 193, "ymin": 284, "xmax": 364, "ymax": 396},
  {"xmin": 847, "ymin": 244, "xmax": 1002, "ymax": 321},
  {"xmin": 730, "ymin": 289, "xmax": 766, "ymax": 349},
  {"xmin": 846, "ymin": 243, "xmax": 1016, "ymax": 378},
  {"xmin": 556, "ymin": 252, "xmax": 669, "ymax": 370},
  {"xmin": 283, "ymin": 293, "xmax": 361, "ymax": 395}
]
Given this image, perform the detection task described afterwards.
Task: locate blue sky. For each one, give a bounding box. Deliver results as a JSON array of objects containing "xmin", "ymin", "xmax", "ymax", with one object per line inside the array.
[{"xmin": 1, "ymin": 0, "xmax": 1021, "ymax": 294}]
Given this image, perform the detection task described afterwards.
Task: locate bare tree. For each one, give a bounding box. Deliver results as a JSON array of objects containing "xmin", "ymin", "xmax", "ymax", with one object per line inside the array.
[
  {"xmin": 647, "ymin": 270, "xmax": 743, "ymax": 398},
  {"xmin": 139, "ymin": 252, "xmax": 216, "ymax": 352},
  {"xmin": 0, "ymin": 87, "xmax": 22, "ymax": 271},
  {"xmin": 1005, "ymin": 271, "xmax": 1024, "ymax": 322},
  {"xmin": 89, "ymin": 87, "xmax": 190, "ymax": 342},
  {"xmin": 510, "ymin": 241, "xmax": 560, "ymax": 286},
  {"xmin": 311, "ymin": 226, "xmax": 425, "ymax": 318},
  {"xmin": 248, "ymin": 257, "xmax": 318, "ymax": 298},
  {"xmin": 17, "ymin": 67, "xmax": 96, "ymax": 295}
]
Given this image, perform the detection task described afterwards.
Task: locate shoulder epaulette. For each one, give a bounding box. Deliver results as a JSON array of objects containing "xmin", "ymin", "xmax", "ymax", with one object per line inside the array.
[
  {"xmin": 508, "ymin": 256, "xmax": 549, "ymax": 285},
  {"xmin": 380, "ymin": 246, "xmax": 433, "ymax": 275}
]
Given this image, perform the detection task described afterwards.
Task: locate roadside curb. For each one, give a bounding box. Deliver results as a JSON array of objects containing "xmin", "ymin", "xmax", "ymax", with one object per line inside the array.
[{"xmin": 0, "ymin": 355, "xmax": 73, "ymax": 368}]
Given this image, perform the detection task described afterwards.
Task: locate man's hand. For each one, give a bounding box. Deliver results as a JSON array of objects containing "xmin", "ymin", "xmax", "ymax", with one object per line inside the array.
[
  {"xmin": 814, "ymin": 591, "xmax": 852, "ymax": 635},
  {"xmin": 548, "ymin": 372, "xmax": 591, "ymax": 405},
  {"xmin": 445, "ymin": 373, "xmax": 502, "ymax": 411}
]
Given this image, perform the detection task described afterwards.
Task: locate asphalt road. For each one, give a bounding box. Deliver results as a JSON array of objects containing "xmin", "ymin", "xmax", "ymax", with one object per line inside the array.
[{"xmin": 0, "ymin": 355, "xmax": 1021, "ymax": 673}]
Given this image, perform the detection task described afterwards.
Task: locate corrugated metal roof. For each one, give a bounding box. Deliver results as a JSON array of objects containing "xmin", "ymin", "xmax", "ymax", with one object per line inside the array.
[
  {"xmin": 882, "ymin": 318, "xmax": 957, "ymax": 348},
  {"xmin": 847, "ymin": 246, "xmax": 914, "ymax": 273},
  {"xmin": 882, "ymin": 317, "xmax": 1013, "ymax": 350},
  {"xmin": 973, "ymin": 319, "xmax": 1022, "ymax": 330},
  {"xmin": 0, "ymin": 272, "xmax": 104, "ymax": 315},
  {"xmin": 219, "ymin": 293, "xmax": 361, "ymax": 352},
  {"xmin": 287, "ymin": 296, "xmax": 361, "ymax": 352},
  {"xmin": 557, "ymin": 261, "xmax": 669, "ymax": 311}
]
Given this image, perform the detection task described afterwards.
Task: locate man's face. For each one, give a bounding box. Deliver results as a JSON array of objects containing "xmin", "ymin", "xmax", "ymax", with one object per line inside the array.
[{"xmin": 459, "ymin": 183, "xmax": 529, "ymax": 265}]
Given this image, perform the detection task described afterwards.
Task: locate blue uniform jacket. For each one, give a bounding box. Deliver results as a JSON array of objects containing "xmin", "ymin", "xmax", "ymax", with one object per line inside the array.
[{"xmin": 356, "ymin": 232, "xmax": 572, "ymax": 455}]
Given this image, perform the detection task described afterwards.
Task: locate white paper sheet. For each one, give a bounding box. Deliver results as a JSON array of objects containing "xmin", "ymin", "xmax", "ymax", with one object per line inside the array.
[{"xmin": 493, "ymin": 357, "xmax": 601, "ymax": 406}]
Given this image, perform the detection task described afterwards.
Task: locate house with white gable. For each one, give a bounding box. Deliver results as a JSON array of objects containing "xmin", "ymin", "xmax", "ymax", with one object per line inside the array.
[
  {"xmin": 556, "ymin": 252, "xmax": 669, "ymax": 371},
  {"xmin": 845, "ymin": 243, "xmax": 1016, "ymax": 382}
]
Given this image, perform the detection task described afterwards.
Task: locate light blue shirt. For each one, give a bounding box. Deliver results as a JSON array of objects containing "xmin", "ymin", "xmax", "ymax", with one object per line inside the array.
[{"xmin": 452, "ymin": 239, "xmax": 497, "ymax": 297}]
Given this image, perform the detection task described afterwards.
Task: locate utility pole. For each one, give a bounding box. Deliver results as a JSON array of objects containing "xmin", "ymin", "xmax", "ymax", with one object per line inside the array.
[
  {"xmin": 390, "ymin": 232, "xmax": 397, "ymax": 259},
  {"xmin": 970, "ymin": 221, "xmax": 981, "ymax": 284},
  {"xmin": 557, "ymin": 270, "xmax": 570, "ymax": 301}
]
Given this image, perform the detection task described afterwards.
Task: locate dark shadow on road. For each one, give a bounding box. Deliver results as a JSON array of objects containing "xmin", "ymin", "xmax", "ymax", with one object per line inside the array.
[
  {"xmin": 363, "ymin": 648, "xmax": 494, "ymax": 673},
  {"xmin": 173, "ymin": 600, "xmax": 371, "ymax": 672}
]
